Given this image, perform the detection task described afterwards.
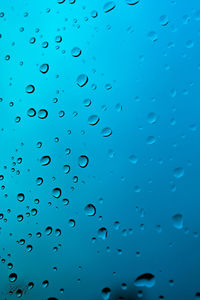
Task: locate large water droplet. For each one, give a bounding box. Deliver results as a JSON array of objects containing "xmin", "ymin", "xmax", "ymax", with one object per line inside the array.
[
  {"xmin": 9, "ymin": 273, "xmax": 17, "ymax": 282},
  {"xmin": 88, "ymin": 115, "xmax": 100, "ymax": 126},
  {"xmin": 173, "ymin": 167, "xmax": 184, "ymax": 179},
  {"xmin": 71, "ymin": 47, "xmax": 81, "ymax": 57},
  {"xmin": 40, "ymin": 63, "xmax": 49, "ymax": 74},
  {"xmin": 26, "ymin": 85, "xmax": 35, "ymax": 93},
  {"xmin": 172, "ymin": 213, "xmax": 183, "ymax": 229},
  {"xmin": 27, "ymin": 108, "xmax": 36, "ymax": 117},
  {"xmin": 78, "ymin": 155, "xmax": 89, "ymax": 168},
  {"xmin": 103, "ymin": 2, "xmax": 116, "ymax": 13},
  {"xmin": 125, "ymin": 0, "xmax": 139, "ymax": 5},
  {"xmin": 101, "ymin": 287, "xmax": 111, "ymax": 300},
  {"xmin": 84, "ymin": 204, "xmax": 96, "ymax": 216},
  {"xmin": 40, "ymin": 155, "xmax": 51, "ymax": 166},
  {"xmin": 17, "ymin": 193, "xmax": 25, "ymax": 202},
  {"xmin": 52, "ymin": 188, "xmax": 62, "ymax": 198},
  {"xmin": 134, "ymin": 273, "xmax": 155, "ymax": 288},
  {"xmin": 98, "ymin": 227, "xmax": 108, "ymax": 240},
  {"xmin": 76, "ymin": 74, "xmax": 88, "ymax": 87},
  {"xmin": 101, "ymin": 127, "xmax": 112, "ymax": 137},
  {"xmin": 38, "ymin": 109, "xmax": 48, "ymax": 119}
]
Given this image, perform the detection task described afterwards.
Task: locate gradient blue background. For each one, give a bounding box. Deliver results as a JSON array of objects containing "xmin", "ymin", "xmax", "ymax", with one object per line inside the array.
[{"xmin": 0, "ymin": 0, "xmax": 200, "ymax": 299}]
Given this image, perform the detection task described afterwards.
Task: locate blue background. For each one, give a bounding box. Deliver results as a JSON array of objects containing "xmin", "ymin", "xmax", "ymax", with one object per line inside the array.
[{"xmin": 0, "ymin": 0, "xmax": 200, "ymax": 299}]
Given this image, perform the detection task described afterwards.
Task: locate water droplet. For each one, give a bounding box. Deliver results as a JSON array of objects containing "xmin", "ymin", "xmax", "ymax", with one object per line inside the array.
[
  {"xmin": 101, "ymin": 127, "xmax": 112, "ymax": 137},
  {"xmin": 101, "ymin": 287, "xmax": 111, "ymax": 300},
  {"xmin": 27, "ymin": 108, "xmax": 36, "ymax": 117},
  {"xmin": 146, "ymin": 136, "xmax": 156, "ymax": 144},
  {"xmin": 173, "ymin": 167, "xmax": 184, "ymax": 178},
  {"xmin": 71, "ymin": 47, "xmax": 81, "ymax": 57},
  {"xmin": 172, "ymin": 213, "xmax": 183, "ymax": 229},
  {"xmin": 38, "ymin": 109, "xmax": 48, "ymax": 119},
  {"xmin": 134, "ymin": 273, "xmax": 155, "ymax": 288},
  {"xmin": 76, "ymin": 74, "xmax": 88, "ymax": 87},
  {"xmin": 160, "ymin": 15, "xmax": 169, "ymax": 26},
  {"xmin": 147, "ymin": 112, "xmax": 157, "ymax": 124},
  {"xmin": 98, "ymin": 227, "xmax": 108, "ymax": 240},
  {"xmin": 52, "ymin": 188, "xmax": 62, "ymax": 198},
  {"xmin": 26, "ymin": 85, "xmax": 35, "ymax": 93},
  {"xmin": 45, "ymin": 226, "xmax": 53, "ymax": 236},
  {"xmin": 68, "ymin": 219, "xmax": 76, "ymax": 228},
  {"xmin": 83, "ymin": 98, "xmax": 91, "ymax": 107},
  {"xmin": 125, "ymin": 0, "xmax": 139, "ymax": 5},
  {"xmin": 84, "ymin": 204, "xmax": 96, "ymax": 216},
  {"xmin": 55, "ymin": 35, "xmax": 62, "ymax": 43},
  {"xmin": 103, "ymin": 2, "xmax": 116, "ymax": 13},
  {"xmin": 63, "ymin": 165, "xmax": 70, "ymax": 174},
  {"xmin": 16, "ymin": 289, "xmax": 23, "ymax": 298},
  {"xmin": 40, "ymin": 156, "xmax": 51, "ymax": 166},
  {"xmin": 88, "ymin": 115, "xmax": 100, "ymax": 126},
  {"xmin": 17, "ymin": 214, "xmax": 23, "ymax": 222},
  {"xmin": 17, "ymin": 193, "xmax": 25, "ymax": 202},
  {"xmin": 40, "ymin": 63, "xmax": 49, "ymax": 74},
  {"xmin": 9, "ymin": 273, "xmax": 17, "ymax": 282},
  {"xmin": 129, "ymin": 154, "xmax": 138, "ymax": 164},
  {"xmin": 148, "ymin": 31, "xmax": 158, "ymax": 42},
  {"xmin": 78, "ymin": 155, "xmax": 89, "ymax": 168},
  {"xmin": 42, "ymin": 280, "xmax": 49, "ymax": 288},
  {"xmin": 195, "ymin": 292, "xmax": 200, "ymax": 299}
]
